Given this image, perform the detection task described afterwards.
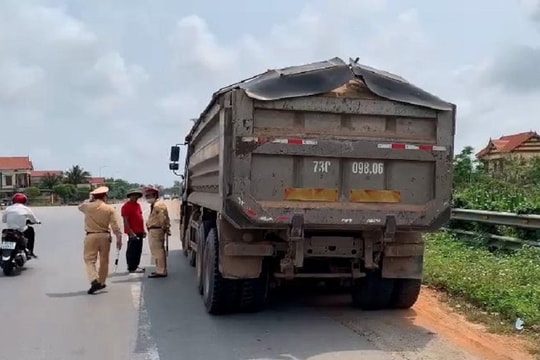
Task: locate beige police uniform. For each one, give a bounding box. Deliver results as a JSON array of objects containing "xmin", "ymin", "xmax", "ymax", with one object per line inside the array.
[
  {"xmin": 78, "ymin": 186, "xmax": 121, "ymax": 285},
  {"xmin": 146, "ymin": 199, "xmax": 170, "ymax": 275}
]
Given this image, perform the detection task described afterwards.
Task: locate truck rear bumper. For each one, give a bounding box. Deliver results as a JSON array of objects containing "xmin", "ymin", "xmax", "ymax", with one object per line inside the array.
[{"xmin": 224, "ymin": 199, "xmax": 452, "ymax": 232}]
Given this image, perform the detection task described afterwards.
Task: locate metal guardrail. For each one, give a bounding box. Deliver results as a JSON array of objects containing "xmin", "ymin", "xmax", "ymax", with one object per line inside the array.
[
  {"xmin": 451, "ymin": 208, "xmax": 540, "ymax": 229},
  {"xmin": 448, "ymin": 208, "xmax": 540, "ymax": 248}
]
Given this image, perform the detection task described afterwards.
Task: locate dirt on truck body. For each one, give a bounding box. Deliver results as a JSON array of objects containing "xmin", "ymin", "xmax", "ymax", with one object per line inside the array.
[{"xmin": 168, "ymin": 57, "xmax": 456, "ymax": 315}]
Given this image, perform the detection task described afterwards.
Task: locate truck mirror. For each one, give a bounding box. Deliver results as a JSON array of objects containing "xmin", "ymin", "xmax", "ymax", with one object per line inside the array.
[
  {"xmin": 170, "ymin": 145, "xmax": 180, "ymax": 162},
  {"xmin": 169, "ymin": 162, "xmax": 179, "ymax": 171}
]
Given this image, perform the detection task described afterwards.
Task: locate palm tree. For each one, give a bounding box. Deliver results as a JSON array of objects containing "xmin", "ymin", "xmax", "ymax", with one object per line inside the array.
[
  {"xmin": 64, "ymin": 165, "xmax": 91, "ymax": 185},
  {"xmin": 40, "ymin": 173, "xmax": 63, "ymax": 189}
]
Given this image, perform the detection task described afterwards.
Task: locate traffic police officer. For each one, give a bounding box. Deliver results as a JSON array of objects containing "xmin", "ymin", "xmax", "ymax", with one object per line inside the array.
[
  {"xmin": 144, "ymin": 186, "xmax": 170, "ymax": 278},
  {"xmin": 78, "ymin": 186, "xmax": 122, "ymax": 294}
]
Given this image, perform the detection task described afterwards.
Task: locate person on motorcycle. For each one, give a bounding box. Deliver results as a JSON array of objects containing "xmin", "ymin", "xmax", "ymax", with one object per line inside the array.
[{"xmin": 1, "ymin": 193, "xmax": 41, "ymax": 258}]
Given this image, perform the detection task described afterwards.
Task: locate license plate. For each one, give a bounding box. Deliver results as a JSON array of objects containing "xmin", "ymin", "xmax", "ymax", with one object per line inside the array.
[{"xmin": 1, "ymin": 242, "xmax": 16, "ymax": 250}]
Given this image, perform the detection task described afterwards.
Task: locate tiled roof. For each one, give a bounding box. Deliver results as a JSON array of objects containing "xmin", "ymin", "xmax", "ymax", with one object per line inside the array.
[
  {"xmin": 0, "ymin": 156, "xmax": 33, "ymax": 171},
  {"xmin": 87, "ymin": 177, "xmax": 106, "ymax": 184},
  {"xmin": 476, "ymin": 131, "xmax": 539, "ymax": 158},
  {"xmin": 31, "ymin": 170, "xmax": 63, "ymax": 177}
]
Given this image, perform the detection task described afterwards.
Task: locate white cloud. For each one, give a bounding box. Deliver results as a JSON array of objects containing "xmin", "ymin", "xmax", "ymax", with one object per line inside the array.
[
  {"xmin": 0, "ymin": 2, "xmax": 153, "ymax": 180},
  {"xmin": 94, "ymin": 52, "xmax": 149, "ymax": 97},
  {"xmin": 162, "ymin": 2, "xmax": 425, "ymax": 123},
  {"xmin": 0, "ymin": 60, "xmax": 45, "ymax": 103},
  {"xmin": 519, "ymin": 0, "xmax": 540, "ymax": 21}
]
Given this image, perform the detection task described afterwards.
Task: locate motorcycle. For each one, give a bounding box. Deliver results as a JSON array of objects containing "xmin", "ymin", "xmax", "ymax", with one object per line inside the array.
[{"xmin": 1, "ymin": 220, "xmax": 40, "ymax": 276}]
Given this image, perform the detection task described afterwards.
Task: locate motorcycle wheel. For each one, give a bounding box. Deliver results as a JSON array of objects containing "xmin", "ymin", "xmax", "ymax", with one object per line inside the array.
[
  {"xmin": 15, "ymin": 255, "xmax": 25, "ymax": 267},
  {"xmin": 2, "ymin": 262, "xmax": 14, "ymax": 276}
]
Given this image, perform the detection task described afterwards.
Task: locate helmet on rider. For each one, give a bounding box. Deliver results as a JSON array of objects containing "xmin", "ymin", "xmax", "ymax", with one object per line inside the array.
[{"xmin": 12, "ymin": 193, "xmax": 27, "ymax": 204}]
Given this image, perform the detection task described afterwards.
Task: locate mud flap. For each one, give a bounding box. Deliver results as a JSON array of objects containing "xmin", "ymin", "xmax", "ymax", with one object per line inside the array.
[
  {"xmin": 381, "ymin": 255, "xmax": 423, "ymax": 279},
  {"xmin": 217, "ymin": 218, "xmax": 264, "ymax": 279},
  {"xmin": 219, "ymin": 252, "xmax": 263, "ymax": 279},
  {"xmin": 381, "ymin": 232, "xmax": 424, "ymax": 279}
]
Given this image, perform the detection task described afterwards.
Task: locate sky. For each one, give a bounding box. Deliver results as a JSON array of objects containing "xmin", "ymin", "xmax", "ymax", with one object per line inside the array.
[{"xmin": 1, "ymin": 0, "xmax": 540, "ymax": 185}]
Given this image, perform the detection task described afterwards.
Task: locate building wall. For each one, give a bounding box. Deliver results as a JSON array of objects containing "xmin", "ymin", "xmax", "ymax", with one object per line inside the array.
[
  {"xmin": 1, "ymin": 171, "xmax": 31, "ymax": 189},
  {"xmin": 482, "ymin": 153, "xmax": 540, "ymax": 172}
]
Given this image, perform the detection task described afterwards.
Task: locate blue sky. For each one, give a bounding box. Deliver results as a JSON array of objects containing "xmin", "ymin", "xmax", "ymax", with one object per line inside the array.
[{"xmin": 1, "ymin": 0, "xmax": 539, "ymax": 184}]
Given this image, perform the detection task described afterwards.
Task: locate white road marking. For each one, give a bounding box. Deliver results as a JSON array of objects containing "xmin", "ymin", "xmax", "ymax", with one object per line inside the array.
[
  {"xmin": 246, "ymin": 356, "xmax": 301, "ymax": 360},
  {"xmin": 131, "ymin": 283, "xmax": 141, "ymax": 309},
  {"xmin": 131, "ymin": 283, "xmax": 161, "ymax": 360}
]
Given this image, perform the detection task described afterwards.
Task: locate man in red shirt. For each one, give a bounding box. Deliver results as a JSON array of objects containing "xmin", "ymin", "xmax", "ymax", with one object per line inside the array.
[{"xmin": 121, "ymin": 189, "xmax": 146, "ymax": 273}]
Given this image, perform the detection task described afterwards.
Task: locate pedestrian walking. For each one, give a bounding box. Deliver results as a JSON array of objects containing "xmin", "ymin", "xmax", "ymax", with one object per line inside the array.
[
  {"xmin": 121, "ymin": 188, "xmax": 146, "ymax": 273},
  {"xmin": 144, "ymin": 186, "xmax": 170, "ymax": 278},
  {"xmin": 78, "ymin": 186, "xmax": 122, "ymax": 294}
]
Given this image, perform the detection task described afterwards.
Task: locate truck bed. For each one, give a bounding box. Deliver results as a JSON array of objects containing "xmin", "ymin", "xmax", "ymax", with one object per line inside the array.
[{"xmin": 185, "ymin": 57, "xmax": 455, "ymax": 232}]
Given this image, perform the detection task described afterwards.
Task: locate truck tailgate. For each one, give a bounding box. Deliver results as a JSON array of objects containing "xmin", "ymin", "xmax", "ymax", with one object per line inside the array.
[{"xmin": 231, "ymin": 93, "xmax": 454, "ymax": 230}]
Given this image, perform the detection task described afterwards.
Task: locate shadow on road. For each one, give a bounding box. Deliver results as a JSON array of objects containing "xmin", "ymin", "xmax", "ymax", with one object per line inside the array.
[
  {"xmin": 46, "ymin": 290, "xmax": 109, "ymax": 298},
  {"xmin": 136, "ymin": 249, "xmax": 436, "ymax": 360}
]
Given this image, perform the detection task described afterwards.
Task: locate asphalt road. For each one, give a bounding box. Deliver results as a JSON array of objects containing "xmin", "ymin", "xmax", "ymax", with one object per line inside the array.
[{"xmin": 0, "ymin": 204, "xmax": 483, "ymax": 360}]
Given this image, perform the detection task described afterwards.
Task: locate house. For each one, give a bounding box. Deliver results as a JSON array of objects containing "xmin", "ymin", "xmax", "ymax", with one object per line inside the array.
[
  {"xmin": 87, "ymin": 177, "xmax": 106, "ymax": 189},
  {"xmin": 476, "ymin": 131, "xmax": 540, "ymax": 171},
  {"xmin": 0, "ymin": 157, "xmax": 34, "ymax": 194},
  {"xmin": 30, "ymin": 170, "xmax": 64, "ymax": 185}
]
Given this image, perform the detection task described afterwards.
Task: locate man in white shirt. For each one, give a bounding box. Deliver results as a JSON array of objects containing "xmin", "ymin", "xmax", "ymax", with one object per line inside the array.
[{"xmin": 1, "ymin": 193, "xmax": 40, "ymax": 257}]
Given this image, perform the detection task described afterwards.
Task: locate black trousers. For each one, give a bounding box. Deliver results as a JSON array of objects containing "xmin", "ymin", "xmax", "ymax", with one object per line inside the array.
[
  {"xmin": 23, "ymin": 226, "xmax": 35, "ymax": 253},
  {"xmin": 126, "ymin": 233, "xmax": 144, "ymax": 271}
]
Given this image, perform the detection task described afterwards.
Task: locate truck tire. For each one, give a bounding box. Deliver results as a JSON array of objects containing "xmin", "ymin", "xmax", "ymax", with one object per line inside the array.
[
  {"xmin": 238, "ymin": 262, "xmax": 269, "ymax": 313},
  {"xmin": 182, "ymin": 242, "xmax": 188, "ymax": 257},
  {"xmin": 196, "ymin": 221, "xmax": 215, "ymax": 294},
  {"xmin": 352, "ymin": 271, "xmax": 394, "ymax": 310},
  {"xmin": 201, "ymin": 227, "xmax": 239, "ymax": 315},
  {"xmin": 188, "ymin": 248, "xmax": 196, "ymax": 267},
  {"xmin": 181, "ymin": 228, "xmax": 188, "ymax": 257},
  {"xmin": 390, "ymin": 279, "xmax": 422, "ymax": 309}
]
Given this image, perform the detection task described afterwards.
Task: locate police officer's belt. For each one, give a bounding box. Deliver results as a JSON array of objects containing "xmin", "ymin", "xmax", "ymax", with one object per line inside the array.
[
  {"xmin": 86, "ymin": 231, "xmax": 110, "ymax": 235},
  {"xmin": 148, "ymin": 227, "xmax": 162, "ymax": 230}
]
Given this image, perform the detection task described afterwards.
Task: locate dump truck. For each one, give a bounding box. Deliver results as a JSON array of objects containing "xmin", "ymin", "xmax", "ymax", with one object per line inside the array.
[{"xmin": 168, "ymin": 57, "xmax": 456, "ymax": 315}]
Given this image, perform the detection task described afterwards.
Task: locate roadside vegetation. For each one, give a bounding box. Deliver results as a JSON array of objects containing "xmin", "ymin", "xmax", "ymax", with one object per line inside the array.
[
  {"xmin": 25, "ymin": 165, "xmax": 145, "ymax": 205},
  {"xmin": 22, "ymin": 165, "xmax": 179, "ymax": 205},
  {"xmin": 424, "ymin": 147, "xmax": 540, "ymax": 344},
  {"xmin": 424, "ymin": 231, "xmax": 540, "ymax": 330},
  {"xmin": 449, "ymin": 146, "xmax": 540, "ymax": 241}
]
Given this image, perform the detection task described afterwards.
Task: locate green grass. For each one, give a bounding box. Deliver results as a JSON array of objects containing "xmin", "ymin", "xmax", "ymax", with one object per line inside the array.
[{"xmin": 424, "ymin": 232, "xmax": 540, "ymax": 331}]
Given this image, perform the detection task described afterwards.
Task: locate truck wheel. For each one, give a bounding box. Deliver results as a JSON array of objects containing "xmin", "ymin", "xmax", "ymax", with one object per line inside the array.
[
  {"xmin": 238, "ymin": 262, "xmax": 269, "ymax": 313},
  {"xmin": 181, "ymin": 229, "xmax": 188, "ymax": 257},
  {"xmin": 188, "ymin": 249, "xmax": 196, "ymax": 267},
  {"xmin": 196, "ymin": 221, "xmax": 215, "ymax": 294},
  {"xmin": 196, "ymin": 231, "xmax": 204, "ymax": 295},
  {"xmin": 201, "ymin": 228, "xmax": 239, "ymax": 314},
  {"xmin": 352, "ymin": 271, "xmax": 394, "ymax": 310},
  {"xmin": 390, "ymin": 279, "xmax": 422, "ymax": 309}
]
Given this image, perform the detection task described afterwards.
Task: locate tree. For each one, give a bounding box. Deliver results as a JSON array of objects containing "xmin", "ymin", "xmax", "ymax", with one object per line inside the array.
[
  {"xmin": 453, "ymin": 146, "xmax": 479, "ymax": 189},
  {"xmin": 24, "ymin": 187, "xmax": 41, "ymax": 199},
  {"xmin": 64, "ymin": 165, "xmax": 90, "ymax": 185},
  {"xmin": 40, "ymin": 173, "xmax": 63, "ymax": 189},
  {"xmin": 523, "ymin": 156, "xmax": 540, "ymax": 187},
  {"xmin": 105, "ymin": 178, "xmax": 131, "ymax": 199},
  {"xmin": 53, "ymin": 184, "xmax": 77, "ymax": 203}
]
